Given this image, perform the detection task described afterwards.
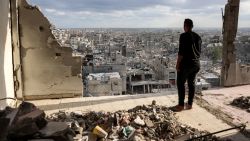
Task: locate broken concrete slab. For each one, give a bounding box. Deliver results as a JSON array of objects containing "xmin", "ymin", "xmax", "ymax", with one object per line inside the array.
[
  {"xmin": 0, "ymin": 118, "xmax": 10, "ymax": 141},
  {"xmin": 7, "ymin": 107, "xmax": 47, "ymax": 139},
  {"xmin": 17, "ymin": 109, "xmax": 47, "ymax": 128},
  {"xmin": 133, "ymin": 115, "xmax": 145, "ymax": 126},
  {"xmin": 144, "ymin": 118, "xmax": 154, "ymax": 128},
  {"xmin": 39, "ymin": 122, "xmax": 71, "ymax": 137}
]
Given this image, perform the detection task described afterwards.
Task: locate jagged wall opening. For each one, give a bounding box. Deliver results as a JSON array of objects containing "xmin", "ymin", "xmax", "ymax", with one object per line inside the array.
[{"xmin": 15, "ymin": 0, "xmax": 82, "ymax": 99}]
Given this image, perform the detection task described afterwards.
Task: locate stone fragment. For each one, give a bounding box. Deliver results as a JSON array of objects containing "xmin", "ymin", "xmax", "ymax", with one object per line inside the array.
[
  {"xmin": 144, "ymin": 118, "xmax": 154, "ymax": 128},
  {"xmin": 17, "ymin": 109, "xmax": 47, "ymax": 128},
  {"xmin": 88, "ymin": 133, "xmax": 97, "ymax": 141},
  {"xmin": 8, "ymin": 117, "xmax": 40, "ymax": 138},
  {"xmin": 152, "ymin": 100, "xmax": 156, "ymax": 105},
  {"xmin": 39, "ymin": 121, "xmax": 75, "ymax": 141},
  {"xmin": 133, "ymin": 116, "xmax": 145, "ymax": 126},
  {"xmin": 39, "ymin": 122, "xmax": 69, "ymax": 137}
]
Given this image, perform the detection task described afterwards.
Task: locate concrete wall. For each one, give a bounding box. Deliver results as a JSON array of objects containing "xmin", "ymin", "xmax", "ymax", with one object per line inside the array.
[
  {"xmin": 221, "ymin": 0, "xmax": 250, "ymax": 86},
  {"xmin": 83, "ymin": 65, "xmax": 127, "ymax": 92},
  {"xmin": 18, "ymin": 0, "xmax": 82, "ymax": 99},
  {"xmin": 88, "ymin": 78, "xmax": 123, "ymax": 96},
  {"xmin": 235, "ymin": 64, "xmax": 250, "ymax": 85},
  {"xmin": 0, "ymin": 0, "xmax": 15, "ymax": 108}
]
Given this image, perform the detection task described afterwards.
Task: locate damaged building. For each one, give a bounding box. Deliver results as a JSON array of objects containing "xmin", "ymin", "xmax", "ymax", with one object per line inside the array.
[
  {"xmin": 221, "ymin": 0, "xmax": 250, "ymax": 86},
  {"xmin": 127, "ymin": 68, "xmax": 170, "ymax": 94},
  {"xmin": 0, "ymin": 0, "xmax": 250, "ymax": 104},
  {"xmin": 85, "ymin": 72, "xmax": 123, "ymax": 96},
  {"xmin": 1, "ymin": 0, "xmax": 83, "ymax": 106}
]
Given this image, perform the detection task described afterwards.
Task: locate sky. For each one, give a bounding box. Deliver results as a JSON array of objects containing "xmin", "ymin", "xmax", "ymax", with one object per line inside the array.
[{"xmin": 29, "ymin": 0, "xmax": 250, "ymax": 28}]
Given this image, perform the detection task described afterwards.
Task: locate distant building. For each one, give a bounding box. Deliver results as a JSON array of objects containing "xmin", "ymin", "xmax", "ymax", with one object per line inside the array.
[
  {"xmin": 86, "ymin": 72, "xmax": 122, "ymax": 96},
  {"xmin": 201, "ymin": 73, "xmax": 220, "ymax": 87},
  {"xmin": 126, "ymin": 68, "xmax": 170, "ymax": 94}
]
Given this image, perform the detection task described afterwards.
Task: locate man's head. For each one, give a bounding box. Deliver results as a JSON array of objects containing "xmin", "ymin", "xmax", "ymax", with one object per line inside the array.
[{"xmin": 184, "ymin": 18, "xmax": 193, "ymax": 32}]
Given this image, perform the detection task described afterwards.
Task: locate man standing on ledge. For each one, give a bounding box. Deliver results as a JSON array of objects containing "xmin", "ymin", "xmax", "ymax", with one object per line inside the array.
[{"xmin": 173, "ymin": 19, "xmax": 202, "ymax": 112}]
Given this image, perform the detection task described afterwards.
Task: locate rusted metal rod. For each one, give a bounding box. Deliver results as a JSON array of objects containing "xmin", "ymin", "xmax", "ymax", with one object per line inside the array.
[{"xmin": 186, "ymin": 124, "xmax": 246, "ymax": 141}]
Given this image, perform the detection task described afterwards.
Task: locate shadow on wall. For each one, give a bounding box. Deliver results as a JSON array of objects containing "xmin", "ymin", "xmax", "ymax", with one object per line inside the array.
[{"xmin": 0, "ymin": 0, "xmax": 9, "ymax": 107}]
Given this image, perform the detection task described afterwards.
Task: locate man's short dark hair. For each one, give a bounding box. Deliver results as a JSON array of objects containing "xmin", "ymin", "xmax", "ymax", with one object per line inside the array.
[{"xmin": 184, "ymin": 19, "xmax": 193, "ymax": 28}]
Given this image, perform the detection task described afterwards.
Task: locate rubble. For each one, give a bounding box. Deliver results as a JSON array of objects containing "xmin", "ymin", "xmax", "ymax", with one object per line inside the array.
[
  {"xmin": 0, "ymin": 101, "xmax": 232, "ymax": 141},
  {"xmin": 231, "ymin": 96, "xmax": 250, "ymax": 112},
  {"xmin": 47, "ymin": 101, "xmax": 230, "ymax": 141},
  {"xmin": 0, "ymin": 102, "xmax": 74, "ymax": 141}
]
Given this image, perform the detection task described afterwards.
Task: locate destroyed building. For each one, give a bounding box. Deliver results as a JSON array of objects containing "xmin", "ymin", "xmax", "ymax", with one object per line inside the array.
[
  {"xmin": 85, "ymin": 72, "xmax": 123, "ymax": 96},
  {"xmin": 0, "ymin": 0, "xmax": 250, "ymax": 141},
  {"xmin": 0, "ymin": 0, "xmax": 83, "ymax": 106},
  {"xmin": 126, "ymin": 68, "xmax": 170, "ymax": 94}
]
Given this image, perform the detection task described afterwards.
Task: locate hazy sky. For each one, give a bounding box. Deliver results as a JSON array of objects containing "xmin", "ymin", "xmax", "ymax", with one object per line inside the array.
[{"xmin": 29, "ymin": 0, "xmax": 250, "ymax": 28}]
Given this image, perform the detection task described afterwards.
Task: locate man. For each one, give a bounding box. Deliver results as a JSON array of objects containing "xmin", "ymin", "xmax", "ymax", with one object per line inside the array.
[{"xmin": 173, "ymin": 19, "xmax": 201, "ymax": 112}]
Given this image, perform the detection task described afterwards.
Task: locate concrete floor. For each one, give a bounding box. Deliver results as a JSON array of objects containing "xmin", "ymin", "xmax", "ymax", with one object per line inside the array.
[
  {"xmin": 202, "ymin": 85, "xmax": 250, "ymax": 138},
  {"xmin": 28, "ymin": 88, "xmax": 250, "ymax": 141}
]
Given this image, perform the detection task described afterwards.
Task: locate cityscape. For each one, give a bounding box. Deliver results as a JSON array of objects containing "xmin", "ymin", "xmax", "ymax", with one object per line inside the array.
[
  {"xmin": 51, "ymin": 27, "xmax": 250, "ymax": 96},
  {"xmin": 1, "ymin": 0, "xmax": 250, "ymax": 141}
]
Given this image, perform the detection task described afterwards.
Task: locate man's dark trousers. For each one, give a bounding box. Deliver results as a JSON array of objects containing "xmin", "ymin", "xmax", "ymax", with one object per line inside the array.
[{"xmin": 177, "ymin": 65, "xmax": 200, "ymax": 106}]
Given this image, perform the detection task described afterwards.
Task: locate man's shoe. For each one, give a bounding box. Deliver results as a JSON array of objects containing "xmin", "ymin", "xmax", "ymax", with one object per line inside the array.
[
  {"xmin": 171, "ymin": 105, "xmax": 184, "ymax": 112},
  {"xmin": 185, "ymin": 103, "xmax": 192, "ymax": 110}
]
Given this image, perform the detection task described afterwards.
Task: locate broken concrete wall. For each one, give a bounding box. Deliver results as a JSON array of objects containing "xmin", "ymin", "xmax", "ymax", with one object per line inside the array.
[
  {"xmin": 87, "ymin": 78, "xmax": 123, "ymax": 96},
  {"xmin": 235, "ymin": 64, "xmax": 250, "ymax": 85},
  {"xmin": 221, "ymin": 0, "xmax": 250, "ymax": 86},
  {"xmin": 18, "ymin": 0, "xmax": 82, "ymax": 99},
  {"xmin": 83, "ymin": 65, "xmax": 127, "ymax": 93},
  {"xmin": 0, "ymin": 0, "xmax": 15, "ymax": 107}
]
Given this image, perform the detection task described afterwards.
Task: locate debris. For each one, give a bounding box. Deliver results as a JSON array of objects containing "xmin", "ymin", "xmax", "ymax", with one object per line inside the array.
[
  {"xmin": 0, "ymin": 100, "xmax": 231, "ymax": 141},
  {"xmin": 152, "ymin": 100, "xmax": 156, "ymax": 105},
  {"xmin": 133, "ymin": 115, "xmax": 145, "ymax": 126},
  {"xmin": 92, "ymin": 125, "xmax": 108, "ymax": 138},
  {"xmin": 120, "ymin": 126, "xmax": 135, "ymax": 139},
  {"xmin": 144, "ymin": 118, "xmax": 154, "ymax": 128},
  {"xmin": 47, "ymin": 100, "xmax": 230, "ymax": 141},
  {"xmin": 0, "ymin": 102, "xmax": 74, "ymax": 141},
  {"xmin": 88, "ymin": 133, "xmax": 98, "ymax": 141},
  {"xmin": 231, "ymin": 96, "xmax": 250, "ymax": 112},
  {"xmin": 39, "ymin": 122, "xmax": 73, "ymax": 138}
]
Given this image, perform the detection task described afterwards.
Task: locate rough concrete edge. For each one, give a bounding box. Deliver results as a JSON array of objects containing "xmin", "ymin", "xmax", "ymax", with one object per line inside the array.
[{"xmin": 195, "ymin": 95, "xmax": 250, "ymax": 138}]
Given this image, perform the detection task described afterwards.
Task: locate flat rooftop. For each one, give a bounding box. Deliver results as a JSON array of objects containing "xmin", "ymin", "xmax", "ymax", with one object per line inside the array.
[{"xmin": 28, "ymin": 85, "xmax": 250, "ymax": 141}]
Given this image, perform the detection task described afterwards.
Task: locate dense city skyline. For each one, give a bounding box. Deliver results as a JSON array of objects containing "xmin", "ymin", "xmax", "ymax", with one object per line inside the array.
[{"xmin": 29, "ymin": 0, "xmax": 250, "ymax": 28}]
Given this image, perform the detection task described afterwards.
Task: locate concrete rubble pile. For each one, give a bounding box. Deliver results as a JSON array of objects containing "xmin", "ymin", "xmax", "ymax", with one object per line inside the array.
[
  {"xmin": 0, "ymin": 101, "xmax": 229, "ymax": 141},
  {"xmin": 0, "ymin": 102, "xmax": 75, "ymax": 141},
  {"xmin": 47, "ymin": 100, "xmax": 226, "ymax": 141},
  {"xmin": 231, "ymin": 96, "xmax": 250, "ymax": 112}
]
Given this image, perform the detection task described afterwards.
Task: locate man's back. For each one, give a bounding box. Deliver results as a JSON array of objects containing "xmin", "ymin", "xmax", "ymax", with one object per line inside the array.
[{"xmin": 178, "ymin": 31, "xmax": 201, "ymax": 68}]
